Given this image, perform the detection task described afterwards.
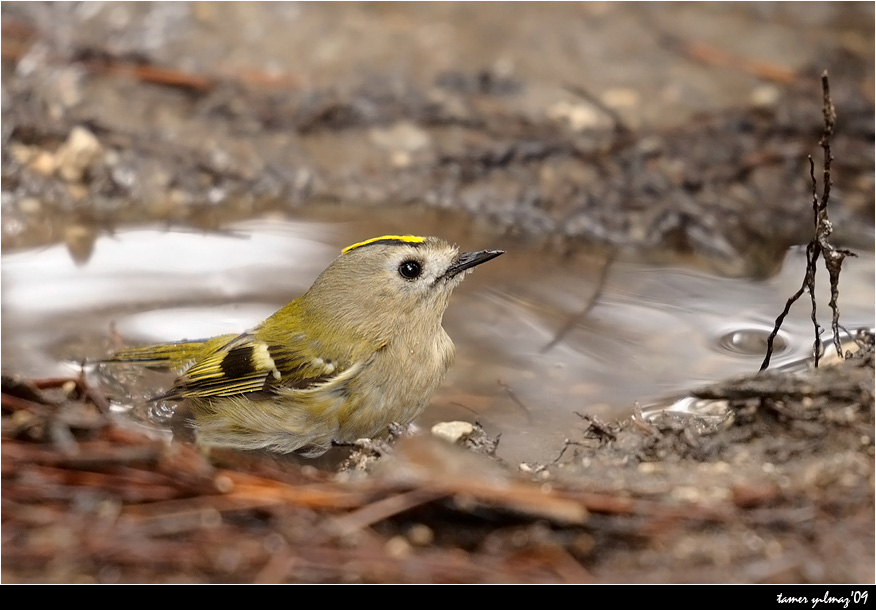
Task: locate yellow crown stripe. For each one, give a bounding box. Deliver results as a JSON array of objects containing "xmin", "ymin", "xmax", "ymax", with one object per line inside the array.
[{"xmin": 343, "ymin": 235, "xmax": 426, "ymax": 253}]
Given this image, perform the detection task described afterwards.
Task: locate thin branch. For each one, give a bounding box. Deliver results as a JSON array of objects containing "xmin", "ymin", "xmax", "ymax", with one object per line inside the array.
[
  {"xmin": 542, "ymin": 248, "xmax": 616, "ymax": 353},
  {"xmin": 563, "ymin": 84, "xmax": 631, "ymax": 135},
  {"xmin": 760, "ymin": 71, "xmax": 856, "ymax": 371}
]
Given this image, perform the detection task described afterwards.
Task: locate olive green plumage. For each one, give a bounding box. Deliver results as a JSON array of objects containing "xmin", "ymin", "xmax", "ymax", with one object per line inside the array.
[{"xmin": 110, "ymin": 235, "xmax": 502, "ymax": 456}]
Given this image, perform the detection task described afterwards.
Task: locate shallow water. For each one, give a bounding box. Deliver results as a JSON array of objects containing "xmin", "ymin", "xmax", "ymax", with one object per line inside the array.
[{"xmin": 2, "ymin": 208, "xmax": 873, "ymax": 464}]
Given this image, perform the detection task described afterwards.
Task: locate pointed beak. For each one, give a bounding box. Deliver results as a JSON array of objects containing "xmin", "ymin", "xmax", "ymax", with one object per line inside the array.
[{"xmin": 444, "ymin": 249, "xmax": 504, "ymax": 278}]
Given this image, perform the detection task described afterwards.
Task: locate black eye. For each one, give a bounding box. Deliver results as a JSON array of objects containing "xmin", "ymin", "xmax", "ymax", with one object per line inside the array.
[{"xmin": 398, "ymin": 259, "xmax": 422, "ymax": 279}]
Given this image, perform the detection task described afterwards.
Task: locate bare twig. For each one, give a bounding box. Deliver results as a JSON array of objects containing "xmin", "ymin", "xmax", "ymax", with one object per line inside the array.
[
  {"xmin": 551, "ymin": 438, "xmax": 586, "ymax": 464},
  {"xmin": 574, "ymin": 411, "xmax": 617, "ymax": 443},
  {"xmin": 814, "ymin": 75, "xmax": 857, "ymax": 360},
  {"xmin": 563, "ymin": 84, "xmax": 631, "ymax": 135},
  {"xmin": 498, "ymin": 380, "xmax": 534, "ymax": 423},
  {"xmin": 760, "ymin": 71, "xmax": 856, "ymax": 371},
  {"xmin": 542, "ymin": 248, "xmax": 616, "ymax": 353},
  {"xmin": 658, "ymin": 32, "xmax": 798, "ymax": 85}
]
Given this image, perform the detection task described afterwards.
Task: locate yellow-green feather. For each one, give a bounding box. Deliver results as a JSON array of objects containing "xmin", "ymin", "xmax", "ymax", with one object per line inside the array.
[
  {"xmin": 103, "ymin": 233, "xmax": 476, "ymax": 456},
  {"xmin": 110, "ymin": 334, "xmax": 236, "ymax": 372}
]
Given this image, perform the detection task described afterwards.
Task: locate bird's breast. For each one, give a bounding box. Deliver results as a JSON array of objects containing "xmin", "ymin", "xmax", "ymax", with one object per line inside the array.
[{"xmin": 335, "ymin": 327, "xmax": 455, "ymax": 439}]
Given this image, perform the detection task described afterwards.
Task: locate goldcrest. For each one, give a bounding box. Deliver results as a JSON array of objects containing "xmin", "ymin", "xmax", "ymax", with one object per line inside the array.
[{"xmin": 108, "ymin": 235, "xmax": 503, "ymax": 456}]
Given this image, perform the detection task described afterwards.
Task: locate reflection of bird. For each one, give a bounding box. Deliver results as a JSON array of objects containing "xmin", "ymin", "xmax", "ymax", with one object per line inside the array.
[{"xmin": 109, "ymin": 235, "xmax": 503, "ymax": 456}]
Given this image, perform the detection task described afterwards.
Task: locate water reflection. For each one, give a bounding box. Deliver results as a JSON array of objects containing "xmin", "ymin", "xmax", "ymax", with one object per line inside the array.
[{"xmin": 2, "ymin": 211, "xmax": 873, "ymax": 464}]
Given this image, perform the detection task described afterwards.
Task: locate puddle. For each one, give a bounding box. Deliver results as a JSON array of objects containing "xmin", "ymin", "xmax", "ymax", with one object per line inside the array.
[{"xmin": 2, "ymin": 208, "xmax": 873, "ymax": 464}]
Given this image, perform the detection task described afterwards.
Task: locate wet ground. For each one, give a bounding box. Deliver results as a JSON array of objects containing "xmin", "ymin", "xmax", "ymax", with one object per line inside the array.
[{"xmin": 1, "ymin": 2, "xmax": 874, "ymax": 583}]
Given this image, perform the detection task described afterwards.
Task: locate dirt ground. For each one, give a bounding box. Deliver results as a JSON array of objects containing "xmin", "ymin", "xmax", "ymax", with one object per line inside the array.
[{"xmin": 1, "ymin": 3, "xmax": 874, "ymax": 583}]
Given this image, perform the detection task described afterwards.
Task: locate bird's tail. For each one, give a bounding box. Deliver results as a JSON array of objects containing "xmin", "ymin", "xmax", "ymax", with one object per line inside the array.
[{"xmin": 108, "ymin": 334, "xmax": 237, "ymax": 372}]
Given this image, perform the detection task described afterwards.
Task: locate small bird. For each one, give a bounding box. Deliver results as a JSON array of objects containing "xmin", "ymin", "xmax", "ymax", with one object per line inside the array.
[{"xmin": 108, "ymin": 235, "xmax": 503, "ymax": 456}]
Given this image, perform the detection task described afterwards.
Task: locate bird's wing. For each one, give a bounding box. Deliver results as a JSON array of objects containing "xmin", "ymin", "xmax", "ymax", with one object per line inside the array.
[{"xmin": 168, "ymin": 331, "xmax": 348, "ymax": 400}]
